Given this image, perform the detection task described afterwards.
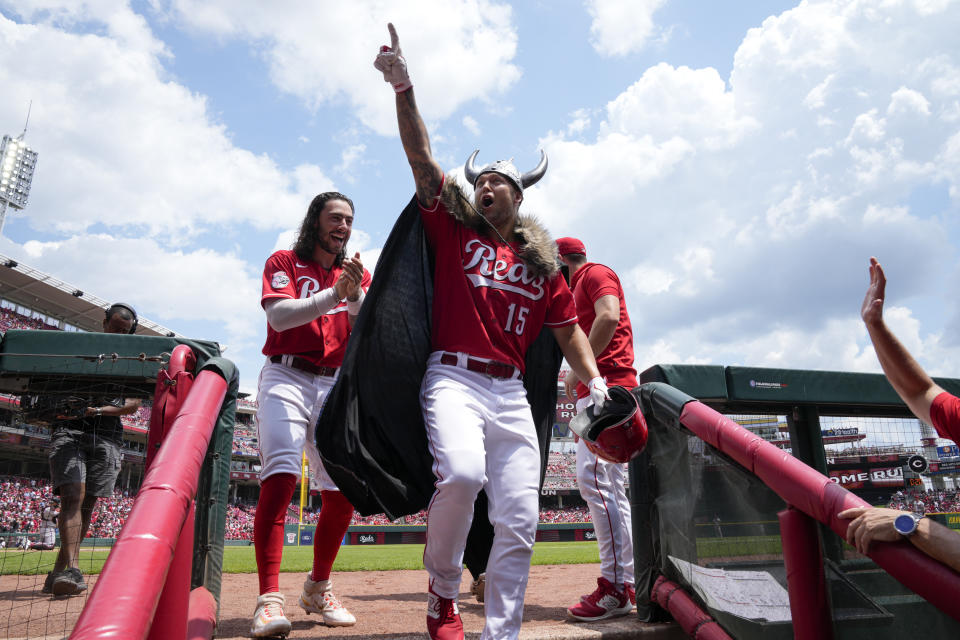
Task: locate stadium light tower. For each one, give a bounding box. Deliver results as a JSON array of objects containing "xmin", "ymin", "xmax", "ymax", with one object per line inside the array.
[{"xmin": 0, "ymin": 103, "xmax": 39, "ymax": 235}]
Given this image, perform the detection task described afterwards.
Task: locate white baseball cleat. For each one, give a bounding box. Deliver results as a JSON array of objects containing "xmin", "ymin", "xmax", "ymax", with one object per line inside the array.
[
  {"xmin": 299, "ymin": 576, "xmax": 357, "ymax": 626},
  {"xmin": 250, "ymin": 592, "xmax": 292, "ymax": 638}
]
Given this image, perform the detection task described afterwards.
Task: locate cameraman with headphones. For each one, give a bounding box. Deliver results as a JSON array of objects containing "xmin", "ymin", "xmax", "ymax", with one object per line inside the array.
[{"xmin": 43, "ymin": 303, "xmax": 142, "ymax": 596}]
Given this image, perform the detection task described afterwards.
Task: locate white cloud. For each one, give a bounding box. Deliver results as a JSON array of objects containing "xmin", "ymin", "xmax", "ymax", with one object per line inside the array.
[
  {"xmin": 603, "ymin": 63, "xmax": 759, "ymax": 150},
  {"xmin": 888, "ymin": 86, "xmax": 931, "ymax": 117},
  {"xmin": 0, "ymin": 10, "xmax": 336, "ymax": 237},
  {"xmin": 462, "ymin": 115, "xmax": 481, "ymax": 136},
  {"xmin": 565, "ymin": 108, "xmax": 593, "ymax": 137},
  {"xmin": 845, "ymin": 109, "xmax": 886, "ymax": 145},
  {"xmin": 584, "ymin": 0, "xmax": 668, "ymax": 57},
  {"xmin": 533, "ymin": 0, "xmax": 960, "ymax": 376},
  {"xmin": 7, "ymin": 233, "xmax": 263, "ymax": 349},
  {"xmin": 625, "ymin": 264, "xmax": 674, "ymax": 295},
  {"xmin": 803, "ymin": 73, "xmax": 834, "ymax": 110},
  {"xmin": 155, "ymin": 0, "xmax": 521, "ymax": 136},
  {"xmin": 336, "ymin": 144, "xmax": 367, "ymax": 182}
]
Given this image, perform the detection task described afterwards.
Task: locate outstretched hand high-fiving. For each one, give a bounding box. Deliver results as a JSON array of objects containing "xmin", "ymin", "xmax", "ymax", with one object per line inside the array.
[
  {"xmin": 374, "ymin": 23, "xmax": 412, "ymax": 93},
  {"xmin": 861, "ymin": 256, "xmax": 887, "ymax": 328}
]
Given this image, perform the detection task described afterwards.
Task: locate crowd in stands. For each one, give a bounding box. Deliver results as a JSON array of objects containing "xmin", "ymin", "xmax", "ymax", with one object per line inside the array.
[
  {"xmin": 0, "ymin": 475, "xmax": 134, "ymax": 540},
  {"xmin": 0, "ymin": 476, "xmax": 49, "ymax": 536},
  {"xmin": 1, "ymin": 474, "xmax": 597, "ymax": 541},
  {"xmin": 0, "ymin": 306, "xmax": 60, "ymax": 333},
  {"xmin": 542, "ymin": 452, "xmax": 577, "ymax": 489},
  {"xmin": 121, "ymin": 405, "xmax": 151, "ymax": 431},
  {"xmin": 887, "ymin": 488, "xmax": 960, "ymax": 514},
  {"xmin": 539, "ymin": 507, "xmax": 591, "ymax": 523},
  {"xmin": 233, "ymin": 438, "xmax": 259, "ymax": 457},
  {"xmin": 20, "ymin": 471, "xmax": 960, "ymax": 541},
  {"xmin": 225, "ymin": 503, "xmax": 256, "ymax": 540},
  {"xmin": 546, "ymin": 452, "xmax": 575, "ymax": 479},
  {"xmin": 234, "ymin": 422, "xmax": 256, "ymax": 438}
]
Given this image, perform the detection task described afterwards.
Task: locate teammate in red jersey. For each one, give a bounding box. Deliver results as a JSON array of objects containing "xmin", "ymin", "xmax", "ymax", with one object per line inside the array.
[
  {"xmin": 376, "ymin": 23, "xmax": 607, "ymax": 640},
  {"xmin": 250, "ymin": 191, "xmax": 371, "ymax": 638},
  {"xmin": 838, "ymin": 256, "xmax": 960, "ymax": 573},
  {"xmin": 556, "ymin": 237, "xmax": 638, "ymax": 621}
]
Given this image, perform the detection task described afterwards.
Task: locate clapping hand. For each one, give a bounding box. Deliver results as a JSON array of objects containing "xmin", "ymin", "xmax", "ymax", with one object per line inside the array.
[{"xmin": 334, "ymin": 252, "xmax": 364, "ymax": 301}]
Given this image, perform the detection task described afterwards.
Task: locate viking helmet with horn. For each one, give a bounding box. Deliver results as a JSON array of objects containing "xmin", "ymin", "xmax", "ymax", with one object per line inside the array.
[{"xmin": 463, "ymin": 149, "xmax": 548, "ymax": 195}]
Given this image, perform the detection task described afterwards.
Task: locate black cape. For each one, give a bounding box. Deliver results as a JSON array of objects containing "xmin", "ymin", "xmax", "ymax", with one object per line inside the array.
[{"xmin": 315, "ymin": 195, "xmax": 563, "ymax": 527}]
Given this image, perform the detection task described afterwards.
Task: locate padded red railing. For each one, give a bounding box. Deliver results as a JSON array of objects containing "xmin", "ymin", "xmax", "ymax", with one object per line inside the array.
[
  {"xmin": 678, "ymin": 400, "xmax": 960, "ymax": 624},
  {"xmin": 71, "ymin": 346, "xmax": 225, "ymax": 640},
  {"xmin": 652, "ymin": 575, "xmax": 732, "ymax": 640}
]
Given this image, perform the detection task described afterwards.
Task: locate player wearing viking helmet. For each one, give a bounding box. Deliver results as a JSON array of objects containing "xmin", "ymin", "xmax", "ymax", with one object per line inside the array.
[{"xmin": 375, "ymin": 23, "xmax": 608, "ymax": 640}]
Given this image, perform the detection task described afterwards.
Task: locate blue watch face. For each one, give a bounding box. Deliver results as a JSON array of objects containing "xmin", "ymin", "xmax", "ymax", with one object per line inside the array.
[{"xmin": 894, "ymin": 513, "xmax": 917, "ymax": 535}]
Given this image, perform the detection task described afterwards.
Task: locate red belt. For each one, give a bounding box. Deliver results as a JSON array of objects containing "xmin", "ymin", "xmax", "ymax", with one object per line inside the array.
[
  {"xmin": 439, "ymin": 353, "xmax": 521, "ymax": 380},
  {"xmin": 270, "ymin": 355, "xmax": 338, "ymax": 377}
]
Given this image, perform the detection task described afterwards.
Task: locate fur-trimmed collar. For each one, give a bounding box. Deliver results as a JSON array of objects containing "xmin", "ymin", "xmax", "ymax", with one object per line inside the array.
[{"xmin": 439, "ymin": 178, "xmax": 559, "ymax": 279}]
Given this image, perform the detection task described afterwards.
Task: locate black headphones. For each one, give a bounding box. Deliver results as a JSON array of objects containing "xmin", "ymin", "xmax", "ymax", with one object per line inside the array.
[{"xmin": 106, "ymin": 303, "xmax": 138, "ymax": 334}]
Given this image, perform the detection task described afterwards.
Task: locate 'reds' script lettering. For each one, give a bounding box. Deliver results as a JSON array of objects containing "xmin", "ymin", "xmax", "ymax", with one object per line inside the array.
[
  {"xmin": 462, "ymin": 239, "xmax": 545, "ymax": 301},
  {"xmin": 297, "ymin": 276, "xmax": 321, "ymax": 299}
]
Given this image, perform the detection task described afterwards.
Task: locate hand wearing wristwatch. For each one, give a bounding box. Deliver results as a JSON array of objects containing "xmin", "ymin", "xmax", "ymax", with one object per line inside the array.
[{"xmin": 894, "ymin": 512, "xmax": 923, "ymax": 536}]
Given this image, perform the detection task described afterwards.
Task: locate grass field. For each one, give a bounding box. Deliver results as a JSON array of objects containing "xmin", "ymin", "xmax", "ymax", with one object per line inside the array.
[
  {"xmin": 1, "ymin": 535, "xmax": 788, "ymax": 577},
  {"xmin": 221, "ymin": 541, "xmax": 603, "ymax": 573},
  {"xmin": 1, "ymin": 541, "xmax": 602, "ymax": 576}
]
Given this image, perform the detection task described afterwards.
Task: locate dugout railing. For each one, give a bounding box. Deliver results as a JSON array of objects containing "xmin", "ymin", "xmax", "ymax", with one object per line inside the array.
[
  {"xmin": 631, "ymin": 365, "xmax": 960, "ymax": 640},
  {"xmin": 0, "ymin": 332, "xmax": 237, "ymax": 640}
]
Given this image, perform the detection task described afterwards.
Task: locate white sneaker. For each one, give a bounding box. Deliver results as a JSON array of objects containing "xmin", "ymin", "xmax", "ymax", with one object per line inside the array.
[
  {"xmin": 299, "ymin": 576, "xmax": 357, "ymax": 627},
  {"xmin": 250, "ymin": 592, "xmax": 292, "ymax": 638}
]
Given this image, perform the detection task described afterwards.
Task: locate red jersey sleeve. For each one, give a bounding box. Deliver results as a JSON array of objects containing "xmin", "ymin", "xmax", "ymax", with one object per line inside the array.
[
  {"xmin": 543, "ymin": 273, "xmax": 578, "ymax": 328},
  {"xmin": 261, "ymin": 252, "xmax": 297, "ymax": 306},
  {"xmin": 930, "ymin": 391, "xmax": 960, "ymax": 444},
  {"xmin": 361, "ymin": 268, "xmax": 372, "ymax": 292},
  {"xmin": 581, "ymin": 264, "xmax": 621, "ymax": 303}
]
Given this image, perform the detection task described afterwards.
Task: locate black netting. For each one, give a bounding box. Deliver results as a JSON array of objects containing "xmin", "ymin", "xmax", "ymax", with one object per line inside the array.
[{"xmin": 632, "ymin": 399, "xmax": 960, "ymax": 638}]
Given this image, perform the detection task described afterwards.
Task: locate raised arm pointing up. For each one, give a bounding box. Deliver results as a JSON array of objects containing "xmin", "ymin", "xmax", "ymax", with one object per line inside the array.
[{"xmin": 374, "ymin": 23, "xmax": 442, "ymax": 207}]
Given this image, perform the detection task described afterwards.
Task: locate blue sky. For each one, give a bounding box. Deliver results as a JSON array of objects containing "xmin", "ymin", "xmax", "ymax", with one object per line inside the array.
[{"xmin": 0, "ymin": 0, "xmax": 958, "ymax": 395}]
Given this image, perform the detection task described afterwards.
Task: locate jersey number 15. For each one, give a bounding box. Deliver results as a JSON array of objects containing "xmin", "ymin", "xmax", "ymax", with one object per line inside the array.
[{"xmin": 504, "ymin": 303, "xmax": 529, "ymax": 335}]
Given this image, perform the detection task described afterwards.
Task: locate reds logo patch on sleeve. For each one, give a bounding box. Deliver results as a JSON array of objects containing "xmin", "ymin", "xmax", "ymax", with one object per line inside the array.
[{"xmin": 271, "ymin": 271, "xmax": 290, "ymax": 289}]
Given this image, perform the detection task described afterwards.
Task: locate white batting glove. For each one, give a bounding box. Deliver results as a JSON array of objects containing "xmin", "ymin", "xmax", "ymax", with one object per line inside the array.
[
  {"xmin": 374, "ymin": 23, "xmax": 412, "ymax": 93},
  {"xmin": 588, "ymin": 377, "xmax": 609, "ymax": 409}
]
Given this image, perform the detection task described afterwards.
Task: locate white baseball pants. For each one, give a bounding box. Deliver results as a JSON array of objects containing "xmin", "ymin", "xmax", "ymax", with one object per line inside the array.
[
  {"xmin": 255, "ymin": 358, "xmax": 337, "ymax": 490},
  {"xmin": 421, "ymin": 351, "xmax": 540, "ymax": 640},
  {"xmin": 575, "ymin": 396, "xmax": 634, "ymax": 586}
]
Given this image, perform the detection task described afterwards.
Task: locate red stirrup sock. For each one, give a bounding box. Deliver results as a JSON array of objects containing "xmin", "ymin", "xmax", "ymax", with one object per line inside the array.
[
  {"xmin": 311, "ymin": 490, "xmax": 355, "ymax": 582},
  {"xmin": 254, "ymin": 473, "xmax": 297, "ymax": 595}
]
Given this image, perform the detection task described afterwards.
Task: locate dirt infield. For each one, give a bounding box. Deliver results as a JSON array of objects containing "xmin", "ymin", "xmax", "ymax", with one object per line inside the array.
[{"xmin": 2, "ymin": 565, "xmax": 683, "ymax": 639}]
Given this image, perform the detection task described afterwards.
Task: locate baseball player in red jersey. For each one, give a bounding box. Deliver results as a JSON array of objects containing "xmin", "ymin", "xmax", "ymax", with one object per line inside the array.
[
  {"xmin": 375, "ymin": 24, "xmax": 608, "ymax": 640},
  {"xmin": 556, "ymin": 237, "xmax": 638, "ymax": 621},
  {"xmin": 250, "ymin": 191, "xmax": 371, "ymax": 638}
]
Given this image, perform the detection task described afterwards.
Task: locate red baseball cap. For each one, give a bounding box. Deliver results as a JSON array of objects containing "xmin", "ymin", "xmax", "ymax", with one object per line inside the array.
[{"xmin": 556, "ymin": 237, "xmax": 586, "ymax": 257}]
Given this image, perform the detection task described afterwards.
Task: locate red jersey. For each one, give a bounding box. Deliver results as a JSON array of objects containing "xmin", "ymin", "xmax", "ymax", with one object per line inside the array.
[
  {"xmin": 420, "ymin": 177, "xmax": 577, "ymax": 373},
  {"xmin": 569, "ymin": 262, "xmax": 637, "ymax": 397},
  {"xmin": 930, "ymin": 391, "xmax": 960, "ymax": 444},
  {"xmin": 260, "ymin": 249, "xmax": 372, "ymax": 367}
]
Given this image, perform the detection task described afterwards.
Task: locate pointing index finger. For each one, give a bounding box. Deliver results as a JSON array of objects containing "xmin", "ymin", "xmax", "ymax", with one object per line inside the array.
[{"xmin": 388, "ymin": 22, "xmax": 400, "ymax": 52}]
